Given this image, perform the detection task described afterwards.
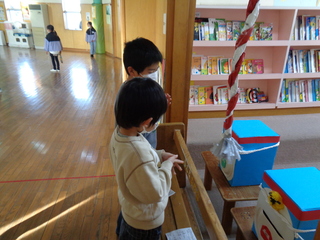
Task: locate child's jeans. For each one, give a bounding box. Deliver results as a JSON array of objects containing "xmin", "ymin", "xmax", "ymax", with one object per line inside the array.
[
  {"xmin": 89, "ymin": 41, "xmax": 96, "ymax": 55},
  {"xmin": 142, "ymin": 130, "xmax": 157, "ymax": 149},
  {"xmin": 116, "ymin": 212, "xmax": 162, "ymax": 240}
]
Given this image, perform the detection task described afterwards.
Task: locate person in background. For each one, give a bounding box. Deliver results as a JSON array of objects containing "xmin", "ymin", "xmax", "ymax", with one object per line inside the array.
[
  {"xmin": 110, "ymin": 77, "xmax": 183, "ymax": 240},
  {"xmin": 123, "ymin": 37, "xmax": 172, "ymax": 148},
  {"xmin": 44, "ymin": 25, "xmax": 63, "ymax": 73},
  {"xmin": 85, "ymin": 22, "xmax": 97, "ymax": 58}
]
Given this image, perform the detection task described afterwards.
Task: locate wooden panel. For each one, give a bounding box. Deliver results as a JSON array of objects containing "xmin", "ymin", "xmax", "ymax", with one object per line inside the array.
[
  {"xmin": 173, "ymin": 130, "xmax": 228, "ymax": 240},
  {"xmin": 157, "ymin": 123, "xmax": 186, "ymax": 187},
  {"xmin": 165, "ymin": 0, "xmax": 196, "ymax": 139}
]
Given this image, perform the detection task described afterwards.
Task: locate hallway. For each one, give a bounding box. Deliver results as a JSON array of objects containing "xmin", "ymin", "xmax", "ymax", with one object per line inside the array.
[{"xmin": 0, "ymin": 46, "xmax": 122, "ymax": 239}]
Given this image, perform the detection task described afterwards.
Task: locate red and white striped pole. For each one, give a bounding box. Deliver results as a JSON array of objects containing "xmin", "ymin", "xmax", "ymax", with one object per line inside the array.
[
  {"xmin": 212, "ymin": 0, "xmax": 260, "ymax": 161},
  {"xmin": 224, "ymin": 0, "xmax": 260, "ymax": 135}
]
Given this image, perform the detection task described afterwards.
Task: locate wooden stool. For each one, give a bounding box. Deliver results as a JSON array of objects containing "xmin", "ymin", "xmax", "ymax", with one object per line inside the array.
[
  {"xmin": 201, "ymin": 151, "xmax": 260, "ymax": 235},
  {"xmin": 231, "ymin": 206, "xmax": 257, "ymax": 240}
]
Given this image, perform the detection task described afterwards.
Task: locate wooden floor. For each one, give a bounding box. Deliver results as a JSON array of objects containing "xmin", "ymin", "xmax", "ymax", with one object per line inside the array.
[{"xmin": 0, "ymin": 46, "xmax": 123, "ymax": 240}]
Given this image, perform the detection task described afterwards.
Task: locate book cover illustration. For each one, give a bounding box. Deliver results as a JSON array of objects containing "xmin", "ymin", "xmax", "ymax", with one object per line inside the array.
[
  {"xmin": 191, "ymin": 56, "xmax": 201, "ymax": 75},
  {"xmin": 217, "ymin": 19, "xmax": 226, "ymax": 41},
  {"xmin": 201, "ymin": 56, "xmax": 208, "ymax": 75},
  {"xmin": 219, "ymin": 58, "xmax": 229, "ymax": 74},
  {"xmin": 232, "ymin": 21, "xmax": 241, "ymax": 41},
  {"xmin": 189, "ymin": 85, "xmax": 196, "ymax": 105},
  {"xmin": 260, "ymin": 23, "xmax": 273, "ymax": 40},
  {"xmin": 194, "ymin": 21, "xmax": 200, "ymax": 40},
  {"xmin": 205, "ymin": 86, "xmax": 213, "ymax": 104},
  {"xmin": 211, "ymin": 56, "xmax": 219, "ymax": 75},
  {"xmin": 208, "ymin": 18, "xmax": 217, "ymax": 41},
  {"xmin": 198, "ymin": 86, "xmax": 206, "ymax": 104},
  {"xmin": 252, "ymin": 59, "xmax": 264, "ymax": 74},
  {"xmin": 213, "ymin": 85, "xmax": 227, "ymax": 104},
  {"xmin": 246, "ymin": 59, "xmax": 253, "ymax": 74},
  {"xmin": 226, "ymin": 21, "xmax": 233, "ymax": 41}
]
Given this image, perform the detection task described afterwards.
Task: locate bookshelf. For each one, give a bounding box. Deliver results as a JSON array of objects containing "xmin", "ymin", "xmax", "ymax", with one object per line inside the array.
[{"xmin": 189, "ymin": 6, "xmax": 320, "ymax": 115}]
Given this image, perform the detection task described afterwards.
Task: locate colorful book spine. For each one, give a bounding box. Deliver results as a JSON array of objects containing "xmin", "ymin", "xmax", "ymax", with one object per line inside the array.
[
  {"xmin": 191, "ymin": 56, "xmax": 201, "ymax": 75},
  {"xmin": 217, "ymin": 19, "xmax": 226, "ymax": 41},
  {"xmin": 198, "ymin": 86, "xmax": 206, "ymax": 104},
  {"xmin": 232, "ymin": 21, "xmax": 241, "ymax": 41},
  {"xmin": 205, "ymin": 86, "xmax": 213, "ymax": 104},
  {"xmin": 208, "ymin": 18, "xmax": 216, "ymax": 41},
  {"xmin": 201, "ymin": 56, "xmax": 208, "ymax": 75},
  {"xmin": 226, "ymin": 21, "xmax": 233, "ymax": 41}
]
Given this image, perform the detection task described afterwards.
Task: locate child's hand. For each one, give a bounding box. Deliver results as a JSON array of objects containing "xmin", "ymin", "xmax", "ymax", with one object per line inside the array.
[
  {"xmin": 166, "ymin": 155, "xmax": 184, "ymax": 175},
  {"xmin": 165, "ymin": 93, "xmax": 172, "ymax": 106},
  {"xmin": 161, "ymin": 152, "xmax": 175, "ymax": 162}
]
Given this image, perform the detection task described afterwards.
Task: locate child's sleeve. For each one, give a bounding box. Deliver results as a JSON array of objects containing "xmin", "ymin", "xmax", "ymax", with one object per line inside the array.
[
  {"xmin": 85, "ymin": 32, "xmax": 88, "ymax": 43},
  {"xmin": 93, "ymin": 31, "xmax": 97, "ymax": 41},
  {"xmin": 44, "ymin": 38, "xmax": 49, "ymax": 51},
  {"xmin": 126, "ymin": 160, "xmax": 173, "ymax": 205}
]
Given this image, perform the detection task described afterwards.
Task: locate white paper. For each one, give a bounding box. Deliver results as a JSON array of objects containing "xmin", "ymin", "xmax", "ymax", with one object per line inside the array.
[
  {"xmin": 168, "ymin": 189, "xmax": 175, "ymax": 197},
  {"xmin": 165, "ymin": 227, "xmax": 197, "ymax": 240}
]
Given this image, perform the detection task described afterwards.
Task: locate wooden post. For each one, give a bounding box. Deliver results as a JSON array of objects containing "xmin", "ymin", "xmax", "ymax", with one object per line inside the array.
[{"xmin": 165, "ymin": 0, "xmax": 196, "ymax": 139}]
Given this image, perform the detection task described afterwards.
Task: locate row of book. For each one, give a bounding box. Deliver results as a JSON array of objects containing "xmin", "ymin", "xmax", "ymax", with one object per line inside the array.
[
  {"xmin": 194, "ymin": 18, "xmax": 273, "ymax": 41},
  {"xmin": 285, "ymin": 49, "xmax": 320, "ymax": 73},
  {"xmin": 293, "ymin": 15, "xmax": 320, "ymax": 41},
  {"xmin": 280, "ymin": 79, "xmax": 320, "ymax": 103},
  {"xmin": 192, "ymin": 56, "xmax": 264, "ymax": 75},
  {"xmin": 189, "ymin": 85, "xmax": 268, "ymax": 105}
]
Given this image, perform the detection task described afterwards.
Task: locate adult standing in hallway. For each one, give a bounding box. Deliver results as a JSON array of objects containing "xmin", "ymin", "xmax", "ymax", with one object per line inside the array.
[{"xmin": 86, "ymin": 22, "xmax": 97, "ymax": 58}]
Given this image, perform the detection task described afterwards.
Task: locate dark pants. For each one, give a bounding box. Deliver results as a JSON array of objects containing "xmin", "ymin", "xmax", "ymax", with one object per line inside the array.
[
  {"xmin": 50, "ymin": 53, "xmax": 60, "ymax": 70},
  {"xmin": 116, "ymin": 212, "xmax": 162, "ymax": 240}
]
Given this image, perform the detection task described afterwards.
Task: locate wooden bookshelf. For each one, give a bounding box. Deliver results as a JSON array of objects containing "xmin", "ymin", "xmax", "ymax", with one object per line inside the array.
[{"xmin": 189, "ymin": 6, "xmax": 320, "ymax": 117}]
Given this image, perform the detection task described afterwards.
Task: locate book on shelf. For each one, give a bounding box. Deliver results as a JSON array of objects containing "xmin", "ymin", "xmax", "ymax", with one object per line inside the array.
[
  {"xmin": 226, "ymin": 21, "xmax": 233, "ymax": 41},
  {"xmin": 201, "ymin": 56, "xmax": 208, "ymax": 75},
  {"xmin": 198, "ymin": 86, "xmax": 206, "ymax": 104},
  {"xmin": 191, "ymin": 56, "xmax": 201, "ymax": 75},
  {"xmin": 232, "ymin": 21, "xmax": 241, "ymax": 41},
  {"xmin": 295, "ymin": 15, "xmax": 320, "ymax": 40},
  {"xmin": 246, "ymin": 59, "xmax": 253, "ymax": 74},
  {"xmin": 208, "ymin": 18, "xmax": 217, "ymax": 41},
  {"xmin": 205, "ymin": 86, "xmax": 213, "ymax": 104},
  {"xmin": 189, "ymin": 85, "xmax": 269, "ymax": 105},
  {"xmin": 219, "ymin": 58, "xmax": 229, "ymax": 74},
  {"xmin": 194, "ymin": 21, "xmax": 200, "ymax": 41},
  {"xmin": 260, "ymin": 23, "xmax": 273, "ymax": 40},
  {"xmin": 217, "ymin": 19, "xmax": 227, "ymax": 41},
  {"xmin": 287, "ymin": 49, "xmax": 320, "ymax": 73},
  {"xmin": 280, "ymin": 79, "xmax": 320, "ymax": 103}
]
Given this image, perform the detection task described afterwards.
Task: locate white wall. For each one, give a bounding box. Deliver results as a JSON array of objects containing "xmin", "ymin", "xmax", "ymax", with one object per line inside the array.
[
  {"xmin": 196, "ymin": 0, "xmax": 273, "ymax": 6},
  {"xmin": 196, "ymin": 0, "xmax": 320, "ymax": 7}
]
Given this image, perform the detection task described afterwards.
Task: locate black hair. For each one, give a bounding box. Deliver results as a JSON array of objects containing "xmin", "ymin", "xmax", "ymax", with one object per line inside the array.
[
  {"xmin": 87, "ymin": 21, "xmax": 92, "ymax": 27},
  {"xmin": 115, "ymin": 78, "xmax": 167, "ymax": 129},
  {"xmin": 123, "ymin": 37, "xmax": 163, "ymax": 75},
  {"xmin": 47, "ymin": 25, "xmax": 57, "ymax": 35}
]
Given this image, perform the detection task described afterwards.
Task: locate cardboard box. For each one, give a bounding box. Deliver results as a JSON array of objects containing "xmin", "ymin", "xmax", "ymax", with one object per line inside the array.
[
  {"xmin": 253, "ymin": 167, "xmax": 320, "ymax": 240},
  {"xmin": 219, "ymin": 120, "xmax": 280, "ymax": 186}
]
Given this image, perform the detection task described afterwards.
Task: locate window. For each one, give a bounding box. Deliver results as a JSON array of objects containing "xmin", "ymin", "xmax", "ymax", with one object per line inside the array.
[
  {"xmin": 4, "ymin": 0, "xmax": 22, "ymax": 22},
  {"xmin": 62, "ymin": 0, "xmax": 82, "ymax": 30}
]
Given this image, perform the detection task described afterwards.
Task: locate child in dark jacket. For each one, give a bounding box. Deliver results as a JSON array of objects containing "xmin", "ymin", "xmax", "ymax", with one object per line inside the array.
[
  {"xmin": 85, "ymin": 22, "xmax": 97, "ymax": 58},
  {"xmin": 44, "ymin": 25, "xmax": 63, "ymax": 72}
]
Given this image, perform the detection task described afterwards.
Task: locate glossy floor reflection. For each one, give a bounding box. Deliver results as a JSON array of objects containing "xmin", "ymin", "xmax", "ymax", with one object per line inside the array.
[{"xmin": 0, "ymin": 46, "xmax": 122, "ymax": 239}]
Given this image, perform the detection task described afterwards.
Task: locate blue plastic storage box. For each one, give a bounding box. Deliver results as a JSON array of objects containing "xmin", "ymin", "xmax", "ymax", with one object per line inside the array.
[{"xmin": 219, "ymin": 120, "xmax": 280, "ymax": 186}]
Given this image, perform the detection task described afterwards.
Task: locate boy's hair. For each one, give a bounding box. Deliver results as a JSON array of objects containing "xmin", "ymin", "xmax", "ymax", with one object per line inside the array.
[
  {"xmin": 115, "ymin": 78, "xmax": 167, "ymax": 129},
  {"xmin": 123, "ymin": 38, "xmax": 163, "ymax": 75}
]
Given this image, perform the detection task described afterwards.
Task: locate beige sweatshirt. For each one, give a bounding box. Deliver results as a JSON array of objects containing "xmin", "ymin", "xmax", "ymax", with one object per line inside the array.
[{"xmin": 109, "ymin": 128, "xmax": 173, "ymax": 230}]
